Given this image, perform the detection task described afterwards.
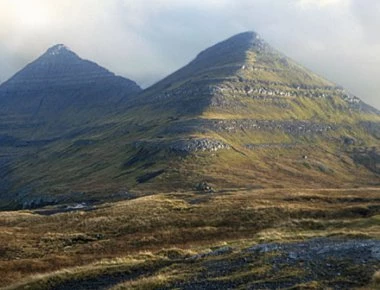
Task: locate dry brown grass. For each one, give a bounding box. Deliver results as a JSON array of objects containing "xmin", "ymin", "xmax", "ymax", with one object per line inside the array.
[
  {"xmin": 373, "ymin": 270, "xmax": 380, "ymax": 282},
  {"xmin": 357, "ymin": 270, "xmax": 380, "ymax": 290},
  {"xmin": 1, "ymin": 187, "xmax": 380, "ymax": 288}
]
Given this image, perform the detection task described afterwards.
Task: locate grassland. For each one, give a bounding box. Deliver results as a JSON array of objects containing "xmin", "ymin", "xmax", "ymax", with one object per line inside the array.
[{"xmin": 2, "ymin": 187, "xmax": 380, "ymax": 289}]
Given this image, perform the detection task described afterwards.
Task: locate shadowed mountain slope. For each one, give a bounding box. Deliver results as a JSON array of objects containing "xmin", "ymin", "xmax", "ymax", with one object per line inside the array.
[
  {"xmin": 0, "ymin": 45, "xmax": 142, "ymax": 208},
  {"xmin": 0, "ymin": 32, "xmax": 379, "ymax": 209},
  {"xmin": 0, "ymin": 44, "xmax": 141, "ymax": 138}
]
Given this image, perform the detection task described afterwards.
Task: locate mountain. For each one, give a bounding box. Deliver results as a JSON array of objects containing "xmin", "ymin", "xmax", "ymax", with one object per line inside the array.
[
  {"xmin": 0, "ymin": 44, "xmax": 141, "ymax": 138},
  {"xmin": 119, "ymin": 31, "xmax": 380, "ymax": 188},
  {"xmin": 0, "ymin": 45, "xmax": 141, "ymax": 208},
  {"xmin": 1, "ymin": 32, "xmax": 380, "ymax": 209}
]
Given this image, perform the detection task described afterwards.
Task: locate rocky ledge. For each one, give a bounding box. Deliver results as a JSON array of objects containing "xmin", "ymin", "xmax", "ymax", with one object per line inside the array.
[
  {"xmin": 169, "ymin": 138, "xmax": 230, "ymax": 153},
  {"xmin": 133, "ymin": 138, "xmax": 230, "ymax": 154},
  {"xmin": 161, "ymin": 118, "xmax": 335, "ymax": 136}
]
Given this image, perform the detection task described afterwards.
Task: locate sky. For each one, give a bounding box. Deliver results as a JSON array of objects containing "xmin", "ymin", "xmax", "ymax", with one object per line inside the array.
[{"xmin": 0, "ymin": 0, "xmax": 379, "ymax": 109}]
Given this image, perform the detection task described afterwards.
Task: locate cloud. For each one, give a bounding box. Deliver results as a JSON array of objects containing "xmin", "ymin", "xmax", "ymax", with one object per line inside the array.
[
  {"xmin": 297, "ymin": 0, "xmax": 348, "ymax": 8},
  {"xmin": 0, "ymin": 0, "xmax": 379, "ymax": 109}
]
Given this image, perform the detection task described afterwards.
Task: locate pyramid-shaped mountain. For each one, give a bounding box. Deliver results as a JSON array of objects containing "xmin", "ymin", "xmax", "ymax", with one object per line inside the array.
[
  {"xmin": 138, "ymin": 32, "xmax": 378, "ymax": 115},
  {"xmin": 0, "ymin": 45, "xmax": 141, "ymax": 208},
  {"xmin": 1, "ymin": 32, "xmax": 380, "ymax": 209},
  {"xmin": 0, "ymin": 44, "xmax": 141, "ymax": 138},
  {"xmin": 113, "ymin": 31, "xmax": 380, "ymax": 190}
]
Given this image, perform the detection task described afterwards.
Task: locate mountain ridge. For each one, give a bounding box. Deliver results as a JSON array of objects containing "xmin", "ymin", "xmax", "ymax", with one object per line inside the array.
[{"xmin": 0, "ymin": 32, "xmax": 379, "ymax": 209}]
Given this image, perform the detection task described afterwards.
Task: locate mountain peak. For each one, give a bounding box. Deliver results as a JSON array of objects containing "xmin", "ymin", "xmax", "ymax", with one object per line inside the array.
[
  {"xmin": 141, "ymin": 31, "xmax": 270, "ymax": 98},
  {"xmin": 226, "ymin": 31, "xmax": 260, "ymax": 43},
  {"xmin": 46, "ymin": 44, "xmax": 71, "ymax": 55},
  {"xmin": 39, "ymin": 44, "xmax": 80, "ymax": 63},
  {"xmin": 195, "ymin": 30, "xmax": 265, "ymax": 60}
]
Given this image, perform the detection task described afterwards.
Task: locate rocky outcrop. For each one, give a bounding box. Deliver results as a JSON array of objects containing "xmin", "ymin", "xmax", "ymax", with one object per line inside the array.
[
  {"xmin": 342, "ymin": 136, "xmax": 357, "ymax": 146},
  {"xmin": 169, "ymin": 238, "xmax": 380, "ymax": 289},
  {"xmin": 133, "ymin": 138, "xmax": 230, "ymax": 154},
  {"xmin": 245, "ymin": 143, "xmax": 299, "ymax": 150},
  {"xmin": 195, "ymin": 182, "xmax": 214, "ymax": 193},
  {"xmin": 169, "ymin": 138, "xmax": 230, "ymax": 153},
  {"xmin": 161, "ymin": 118, "xmax": 335, "ymax": 136},
  {"xmin": 210, "ymin": 80, "xmax": 344, "ymax": 100},
  {"xmin": 208, "ymin": 119, "xmax": 335, "ymax": 135}
]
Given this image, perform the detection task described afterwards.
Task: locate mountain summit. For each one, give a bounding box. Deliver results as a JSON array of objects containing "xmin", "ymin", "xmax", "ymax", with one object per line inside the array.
[
  {"xmin": 0, "ymin": 33, "xmax": 379, "ymax": 209},
  {"xmin": 45, "ymin": 44, "xmax": 72, "ymax": 56},
  {"xmin": 147, "ymin": 31, "xmax": 265, "ymax": 87}
]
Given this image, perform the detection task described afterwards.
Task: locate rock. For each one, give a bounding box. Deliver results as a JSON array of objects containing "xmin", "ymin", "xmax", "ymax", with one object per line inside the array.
[
  {"xmin": 343, "ymin": 136, "xmax": 357, "ymax": 146},
  {"xmin": 247, "ymin": 243, "xmax": 280, "ymax": 253},
  {"xmin": 169, "ymin": 139, "xmax": 230, "ymax": 153},
  {"xmin": 371, "ymin": 246, "xmax": 380, "ymax": 259},
  {"xmin": 132, "ymin": 138, "xmax": 230, "ymax": 155},
  {"xmin": 209, "ymin": 246, "xmax": 233, "ymax": 256},
  {"xmin": 188, "ymin": 246, "xmax": 233, "ymax": 260},
  {"xmin": 196, "ymin": 182, "xmax": 214, "ymax": 193},
  {"xmin": 161, "ymin": 118, "xmax": 336, "ymax": 137}
]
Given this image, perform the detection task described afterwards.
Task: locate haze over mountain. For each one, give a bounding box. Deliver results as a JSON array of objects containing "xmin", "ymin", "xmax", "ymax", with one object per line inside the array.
[{"xmin": 0, "ymin": 32, "xmax": 379, "ymax": 210}]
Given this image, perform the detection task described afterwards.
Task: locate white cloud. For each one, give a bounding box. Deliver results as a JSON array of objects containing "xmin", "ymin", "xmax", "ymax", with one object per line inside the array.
[{"xmin": 297, "ymin": 0, "xmax": 348, "ymax": 8}]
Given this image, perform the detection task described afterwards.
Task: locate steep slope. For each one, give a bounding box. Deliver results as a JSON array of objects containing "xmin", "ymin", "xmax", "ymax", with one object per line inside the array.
[{"xmin": 1, "ymin": 32, "xmax": 380, "ymax": 209}]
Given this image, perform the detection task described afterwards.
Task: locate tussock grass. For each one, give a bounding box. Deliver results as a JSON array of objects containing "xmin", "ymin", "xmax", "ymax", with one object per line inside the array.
[
  {"xmin": 2, "ymin": 187, "xmax": 380, "ymax": 288},
  {"xmin": 3, "ymin": 253, "xmax": 164, "ymax": 290},
  {"xmin": 372, "ymin": 271, "xmax": 380, "ymax": 284},
  {"xmin": 110, "ymin": 275, "xmax": 169, "ymax": 290}
]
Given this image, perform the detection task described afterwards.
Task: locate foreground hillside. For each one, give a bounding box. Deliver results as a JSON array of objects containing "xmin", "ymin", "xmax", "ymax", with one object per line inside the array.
[{"xmin": 2, "ymin": 188, "xmax": 380, "ymax": 289}]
